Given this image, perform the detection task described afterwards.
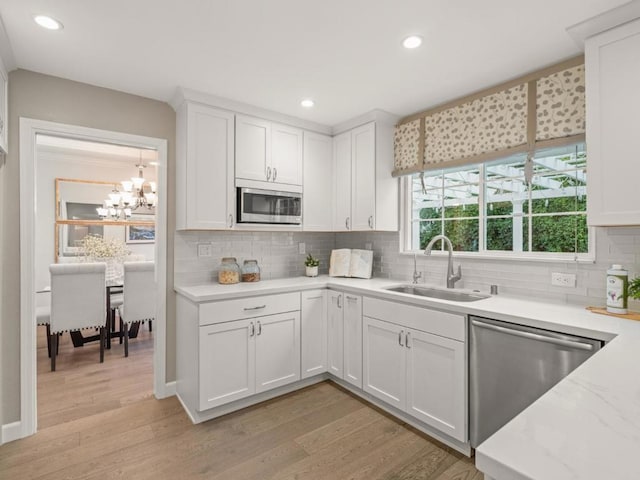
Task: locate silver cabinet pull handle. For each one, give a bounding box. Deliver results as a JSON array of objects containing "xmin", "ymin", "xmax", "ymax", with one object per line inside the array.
[
  {"xmin": 398, "ymin": 330, "xmax": 404, "ymax": 347},
  {"xmin": 368, "ymin": 216, "xmax": 373, "ymax": 229},
  {"xmin": 257, "ymin": 320, "xmax": 262, "ymax": 335},
  {"xmin": 250, "ymin": 322, "xmax": 255, "ymax": 337},
  {"xmin": 228, "ymin": 214, "xmax": 233, "ymax": 228},
  {"xmin": 345, "ymin": 217, "xmax": 350, "ymax": 230},
  {"xmin": 346, "ymin": 295, "xmax": 358, "ymax": 301},
  {"xmin": 266, "ymin": 166, "xmax": 272, "ymax": 180},
  {"xmin": 273, "ymin": 167, "xmax": 277, "ymax": 181},
  {"xmin": 244, "ymin": 305, "xmax": 266, "ymax": 311},
  {"xmin": 306, "ymin": 295, "xmax": 323, "ymax": 300},
  {"xmin": 406, "ymin": 332, "xmax": 411, "ymax": 349},
  {"xmin": 337, "ymin": 294, "xmax": 342, "ymax": 309}
]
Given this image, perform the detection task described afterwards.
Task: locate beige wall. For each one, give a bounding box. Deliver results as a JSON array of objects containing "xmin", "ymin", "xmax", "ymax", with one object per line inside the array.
[{"xmin": 1, "ymin": 69, "xmax": 176, "ymax": 423}]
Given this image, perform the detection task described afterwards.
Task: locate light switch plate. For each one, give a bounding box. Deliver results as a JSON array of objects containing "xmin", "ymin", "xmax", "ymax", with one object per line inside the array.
[
  {"xmin": 298, "ymin": 242, "xmax": 306, "ymax": 255},
  {"xmin": 551, "ymin": 272, "xmax": 576, "ymax": 287},
  {"xmin": 197, "ymin": 243, "xmax": 212, "ymax": 257}
]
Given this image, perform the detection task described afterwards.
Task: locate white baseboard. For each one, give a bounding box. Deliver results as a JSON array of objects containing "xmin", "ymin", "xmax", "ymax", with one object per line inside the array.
[
  {"xmin": 2, "ymin": 421, "xmax": 24, "ymax": 444},
  {"xmin": 155, "ymin": 381, "xmax": 176, "ymax": 399}
]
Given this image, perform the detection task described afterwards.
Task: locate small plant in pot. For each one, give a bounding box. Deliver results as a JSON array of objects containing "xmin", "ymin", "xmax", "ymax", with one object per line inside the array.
[
  {"xmin": 304, "ymin": 254, "xmax": 320, "ymax": 277},
  {"xmin": 629, "ymin": 276, "xmax": 640, "ymax": 304}
]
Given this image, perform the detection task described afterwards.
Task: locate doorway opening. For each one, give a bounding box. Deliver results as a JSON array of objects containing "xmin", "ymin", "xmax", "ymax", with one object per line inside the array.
[{"xmin": 19, "ymin": 118, "xmax": 169, "ymax": 439}]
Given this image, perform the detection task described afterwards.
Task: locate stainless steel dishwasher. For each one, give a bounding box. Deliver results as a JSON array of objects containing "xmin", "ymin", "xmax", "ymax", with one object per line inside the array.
[{"xmin": 469, "ymin": 316, "xmax": 603, "ymax": 448}]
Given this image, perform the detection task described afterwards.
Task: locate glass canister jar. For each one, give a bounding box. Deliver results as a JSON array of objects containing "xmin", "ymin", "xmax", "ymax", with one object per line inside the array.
[
  {"xmin": 218, "ymin": 257, "xmax": 240, "ymax": 284},
  {"xmin": 241, "ymin": 260, "xmax": 261, "ymax": 282}
]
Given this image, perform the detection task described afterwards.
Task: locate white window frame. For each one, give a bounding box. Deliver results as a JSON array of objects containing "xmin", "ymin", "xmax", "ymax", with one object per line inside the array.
[{"xmin": 400, "ymin": 157, "xmax": 595, "ymax": 263}]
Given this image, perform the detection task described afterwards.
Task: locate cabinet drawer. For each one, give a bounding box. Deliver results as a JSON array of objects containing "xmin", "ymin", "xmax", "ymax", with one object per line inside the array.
[
  {"xmin": 363, "ymin": 297, "xmax": 465, "ymax": 342},
  {"xmin": 199, "ymin": 292, "xmax": 300, "ymax": 326}
]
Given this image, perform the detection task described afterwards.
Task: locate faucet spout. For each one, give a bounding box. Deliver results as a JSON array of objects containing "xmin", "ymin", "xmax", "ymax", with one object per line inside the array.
[{"xmin": 423, "ymin": 235, "xmax": 462, "ymax": 288}]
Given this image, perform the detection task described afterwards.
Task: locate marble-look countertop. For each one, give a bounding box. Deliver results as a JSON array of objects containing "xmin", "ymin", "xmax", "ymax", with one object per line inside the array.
[{"xmin": 175, "ymin": 276, "xmax": 640, "ymax": 479}]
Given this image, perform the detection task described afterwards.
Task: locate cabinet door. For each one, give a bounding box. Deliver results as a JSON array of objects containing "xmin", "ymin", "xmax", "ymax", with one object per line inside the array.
[
  {"xmin": 327, "ymin": 291, "xmax": 344, "ymax": 378},
  {"xmin": 199, "ymin": 319, "xmax": 255, "ymax": 410},
  {"xmin": 362, "ymin": 316, "xmax": 405, "ymax": 410},
  {"xmin": 303, "ymin": 132, "xmax": 333, "ymax": 231},
  {"xmin": 271, "ymin": 123, "xmax": 303, "ymax": 186},
  {"xmin": 183, "ymin": 103, "xmax": 234, "ymax": 229},
  {"xmin": 301, "ymin": 290, "xmax": 328, "ymax": 379},
  {"xmin": 586, "ymin": 19, "xmax": 640, "ymax": 225},
  {"xmin": 343, "ymin": 294, "xmax": 363, "ymax": 388},
  {"xmin": 351, "ymin": 122, "xmax": 376, "ymax": 231},
  {"xmin": 406, "ymin": 328, "xmax": 466, "ymax": 442},
  {"xmin": 236, "ymin": 115, "xmax": 271, "ymax": 182},
  {"xmin": 332, "ymin": 132, "xmax": 352, "ymax": 231},
  {"xmin": 255, "ymin": 312, "xmax": 301, "ymax": 393}
]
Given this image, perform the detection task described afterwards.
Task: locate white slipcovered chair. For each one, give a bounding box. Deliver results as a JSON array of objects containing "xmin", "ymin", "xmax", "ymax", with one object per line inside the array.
[
  {"xmin": 49, "ymin": 263, "xmax": 107, "ymax": 371},
  {"xmin": 118, "ymin": 261, "xmax": 155, "ymax": 357}
]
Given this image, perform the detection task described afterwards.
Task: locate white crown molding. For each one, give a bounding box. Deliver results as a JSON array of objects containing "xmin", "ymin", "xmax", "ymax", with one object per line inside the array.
[
  {"xmin": 331, "ymin": 109, "xmax": 400, "ymax": 135},
  {"xmin": 566, "ymin": 0, "xmax": 640, "ymax": 47},
  {"xmin": 170, "ymin": 87, "xmax": 332, "ymax": 135}
]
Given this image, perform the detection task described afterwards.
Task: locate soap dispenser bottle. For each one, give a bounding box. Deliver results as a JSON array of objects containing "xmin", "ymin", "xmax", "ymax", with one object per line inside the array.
[{"xmin": 606, "ymin": 264, "xmax": 628, "ymax": 314}]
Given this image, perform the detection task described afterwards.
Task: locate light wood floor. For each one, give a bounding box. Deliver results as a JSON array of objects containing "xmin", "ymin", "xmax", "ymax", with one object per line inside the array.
[{"xmin": 0, "ymin": 325, "xmax": 482, "ymax": 479}]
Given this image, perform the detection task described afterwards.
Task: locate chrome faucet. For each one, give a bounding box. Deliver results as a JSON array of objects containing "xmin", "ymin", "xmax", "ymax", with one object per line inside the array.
[
  {"xmin": 412, "ymin": 254, "xmax": 422, "ymax": 284},
  {"xmin": 424, "ymin": 234, "xmax": 462, "ymax": 288}
]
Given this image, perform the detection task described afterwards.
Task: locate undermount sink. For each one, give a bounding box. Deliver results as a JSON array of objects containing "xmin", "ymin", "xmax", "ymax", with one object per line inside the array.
[{"xmin": 384, "ymin": 285, "xmax": 490, "ymax": 302}]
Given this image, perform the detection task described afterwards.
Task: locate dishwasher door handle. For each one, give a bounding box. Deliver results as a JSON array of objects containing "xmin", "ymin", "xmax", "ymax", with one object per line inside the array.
[{"xmin": 471, "ymin": 319, "xmax": 594, "ymax": 351}]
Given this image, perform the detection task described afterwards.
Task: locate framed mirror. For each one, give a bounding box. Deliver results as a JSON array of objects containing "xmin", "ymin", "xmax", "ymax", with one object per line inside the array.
[{"xmin": 54, "ymin": 178, "xmax": 155, "ymax": 261}]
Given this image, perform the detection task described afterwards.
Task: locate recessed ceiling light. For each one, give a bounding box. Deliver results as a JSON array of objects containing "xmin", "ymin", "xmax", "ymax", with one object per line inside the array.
[
  {"xmin": 33, "ymin": 15, "xmax": 63, "ymax": 31},
  {"xmin": 300, "ymin": 99, "xmax": 315, "ymax": 108},
  {"xmin": 402, "ymin": 35, "xmax": 423, "ymax": 49}
]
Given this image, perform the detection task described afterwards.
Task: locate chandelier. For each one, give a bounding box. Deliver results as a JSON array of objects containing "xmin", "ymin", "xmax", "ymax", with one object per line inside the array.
[{"xmin": 97, "ymin": 152, "xmax": 157, "ymax": 221}]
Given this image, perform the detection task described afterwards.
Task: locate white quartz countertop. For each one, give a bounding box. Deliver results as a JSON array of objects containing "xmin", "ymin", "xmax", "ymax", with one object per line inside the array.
[{"xmin": 175, "ymin": 275, "xmax": 640, "ymax": 480}]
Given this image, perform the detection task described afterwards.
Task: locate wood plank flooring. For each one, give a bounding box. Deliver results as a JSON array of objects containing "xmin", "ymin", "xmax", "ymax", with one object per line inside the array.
[{"xmin": 0, "ymin": 324, "xmax": 482, "ymax": 479}]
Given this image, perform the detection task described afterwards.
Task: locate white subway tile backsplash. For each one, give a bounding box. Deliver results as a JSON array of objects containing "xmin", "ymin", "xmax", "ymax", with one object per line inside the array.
[{"xmin": 175, "ymin": 225, "xmax": 640, "ymax": 308}]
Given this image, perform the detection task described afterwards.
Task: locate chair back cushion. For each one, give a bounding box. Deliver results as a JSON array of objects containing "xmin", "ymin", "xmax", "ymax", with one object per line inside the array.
[
  {"xmin": 122, "ymin": 261, "xmax": 156, "ymax": 324},
  {"xmin": 49, "ymin": 263, "xmax": 107, "ymax": 333}
]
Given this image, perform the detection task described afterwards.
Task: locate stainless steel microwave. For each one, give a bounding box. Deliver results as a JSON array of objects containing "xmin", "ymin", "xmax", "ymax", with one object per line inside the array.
[{"xmin": 237, "ymin": 187, "xmax": 302, "ymax": 224}]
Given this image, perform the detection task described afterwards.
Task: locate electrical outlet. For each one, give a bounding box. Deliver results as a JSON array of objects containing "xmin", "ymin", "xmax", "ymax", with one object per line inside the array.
[
  {"xmin": 298, "ymin": 242, "xmax": 306, "ymax": 255},
  {"xmin": 365, "ymin": 242, "xmax": 373, "ymax": 250},
  {"xmin": 197, "ymin": 243, "xmax": 212, "ymax": 257},
  {"xmin": 551, "ymin": 272, "xmax": 576, "ymax": 287}
]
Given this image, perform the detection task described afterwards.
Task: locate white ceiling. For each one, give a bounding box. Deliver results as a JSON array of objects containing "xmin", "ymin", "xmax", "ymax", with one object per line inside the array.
[{"xmin": 0, "ymin": 0, "xmax": 630, "ymax": 126}]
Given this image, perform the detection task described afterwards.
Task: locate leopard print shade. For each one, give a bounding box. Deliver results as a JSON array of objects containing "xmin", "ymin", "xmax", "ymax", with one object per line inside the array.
[{"xmin": 536, "ymin": 65, "xmax": 585, "ymax": 141}]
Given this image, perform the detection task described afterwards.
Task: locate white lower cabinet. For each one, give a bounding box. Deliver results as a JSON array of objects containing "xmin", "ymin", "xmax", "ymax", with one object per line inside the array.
[
  {"xmin": 362, "ymin": 298, "xmax": 467, "ymax": 443},
  {"xmin": 193, "ymin": 293, "xmax": 301, "ymax": 412},
  {"xmin": 255, "ymin": 312, "xmax": 301, "ymax": 392},
  {"xmin": 301, "ymin": 290, "xmax": 328, "ymax": 378},
  {"xmin": 405, "ymin": 328, "xmax": 466, "ymax": 441},
  {"xmin": 327, "ymin": 290, "xmax": 363, "ymax": 388},
  {"xmin": 199, "ymin": 319, "xmax": 255, "ymax": 410},
  {"xmin": 362, "ymin": 316, "xmax": 405, "ymax": 409}
]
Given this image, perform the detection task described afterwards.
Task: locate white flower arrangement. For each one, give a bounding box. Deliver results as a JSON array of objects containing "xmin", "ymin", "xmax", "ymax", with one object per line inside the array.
[{"xmin": 79, "ymin": 234, "xmax": 130, "ymax": 260}]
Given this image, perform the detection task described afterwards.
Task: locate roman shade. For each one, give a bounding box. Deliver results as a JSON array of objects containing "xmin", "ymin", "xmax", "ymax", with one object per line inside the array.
[{"xmin": 393, "ymin": 57, "xmax": 585, "ymax": 176}]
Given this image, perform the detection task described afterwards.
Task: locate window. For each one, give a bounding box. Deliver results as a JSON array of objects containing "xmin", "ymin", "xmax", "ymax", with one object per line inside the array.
[{"xmin": 405, "ymin": 143, "xmax": 589, "ymax": 257}]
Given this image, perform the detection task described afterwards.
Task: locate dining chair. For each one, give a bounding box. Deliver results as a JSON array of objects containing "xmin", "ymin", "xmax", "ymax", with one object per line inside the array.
[
  {"xmin": 118, "ymin": 261, "xmax": 155, "ymax": 357},
  {"xmin": 49, "ymin": 263, "xmax": 108, "ymax": 371},
  {"xmin": 36, "ymin": 303, "xmax": 57, "ymax": 358}
]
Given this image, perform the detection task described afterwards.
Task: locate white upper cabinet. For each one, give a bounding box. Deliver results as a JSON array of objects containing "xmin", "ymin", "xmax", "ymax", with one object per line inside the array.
[
  {"xmin": 586, "ymin": 18, "xmax": 640, "ymax": 226},
  {"xmin": 235, "ymin": 115, "xmax": 272, "ymax": 183},
  {"xmin": 272, "ymin": 123, "xmax": 303, "ymax": 185},
  {"xmin": 236, "ymin": 114, "xmax": 303, "ymax": 188},
  {"xmin": 0, "ymin": 56, "xmax": 6, "ymax": 154},
  {"xmin": 303, "ymin": 132, "xmax": 333, "ymax": 231},
  {"xmin": 333, "ymin": 131, "xmax": 353, "ymax": 231},
  {"xmin": 332, "ymin": 121, "xmax": 398, "ymax": 232},
  {"xmin": 176, "ymin": 102, "xmax": 235, "ymax": 230}
]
